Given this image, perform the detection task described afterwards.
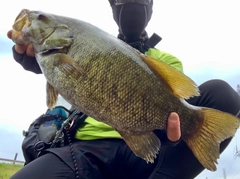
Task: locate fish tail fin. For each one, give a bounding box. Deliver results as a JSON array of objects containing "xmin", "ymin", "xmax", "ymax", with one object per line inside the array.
[{"xmin": 184, "ymin": 108, "xmax": 239, "ymax": 171}]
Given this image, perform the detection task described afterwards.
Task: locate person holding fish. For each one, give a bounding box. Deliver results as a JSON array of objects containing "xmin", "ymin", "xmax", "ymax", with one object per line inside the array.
[{"xmin": 7, "ymin": 0, "xmax": 240, "ymax": 179}]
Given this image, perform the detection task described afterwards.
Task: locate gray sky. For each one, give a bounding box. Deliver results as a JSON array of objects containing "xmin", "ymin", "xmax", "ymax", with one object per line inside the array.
[{"xmin": 0, "ymin": 0, "xmax": 240, "ymax": 178}]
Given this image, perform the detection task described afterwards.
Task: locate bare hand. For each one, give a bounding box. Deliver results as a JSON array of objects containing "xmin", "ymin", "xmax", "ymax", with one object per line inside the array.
[
  {"xmin": 167, "ymin": 112, "xmax": 181, "ymax": 142},
  {"xmin": 7, "ymin": 30, "xmax": 35, "ymax": 57}
]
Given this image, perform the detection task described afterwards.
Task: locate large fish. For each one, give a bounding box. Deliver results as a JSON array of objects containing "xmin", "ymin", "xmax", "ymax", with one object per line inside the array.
[{"xmin": 11, "ymin": 9, "xmax": 239, "ymax": 171}]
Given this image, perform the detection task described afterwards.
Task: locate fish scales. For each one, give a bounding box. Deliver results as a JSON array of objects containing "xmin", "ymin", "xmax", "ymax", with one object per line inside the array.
[
  {"xmin": 11, "ymin": 9, "xmax": 239, "ymax": 171},
  {"xmin": 53, "ymin": 15, "xmax": 180, "ymax": 131}
]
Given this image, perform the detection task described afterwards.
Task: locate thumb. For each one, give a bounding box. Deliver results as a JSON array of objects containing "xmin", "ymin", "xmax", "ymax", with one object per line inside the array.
[{"xmin": 167, "ymin": 112, "xmax": 181, "ymax": 142}]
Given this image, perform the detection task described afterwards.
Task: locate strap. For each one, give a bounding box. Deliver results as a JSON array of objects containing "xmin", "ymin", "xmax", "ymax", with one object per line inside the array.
[
  {"xmin": 139, "ymin": 33, "xmax": 162, "ymax": 53},
  {"xmin": 50, "ymin": 108, "xmax": 87, "ymax": 148},
  {"xmin": 67, "ymin": 111, "xmax": 88, "ymax": 136},
  {"xmin": 146, "ymin": 33, "xmax": 162, "ymax": 48}
]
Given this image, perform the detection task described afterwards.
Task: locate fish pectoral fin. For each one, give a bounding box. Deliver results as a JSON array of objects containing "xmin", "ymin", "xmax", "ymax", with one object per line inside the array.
[
  {"xmin": 117, "ymin": 131, "xmax": 161, "ymax": 163},
  {"xmin": 53, "ymin": 53, "xmax": 84, "ymax": 79},
  {"xmin": 183, "ymin": 108, "xmax": 240, "ymax": 171},
  {"xmin": 46, "ymin": 82, "xmax": 58, "ymax": 109},
  {"xmin": 140, "ymin": 54, "xmax": 199, "ymax": 99}
]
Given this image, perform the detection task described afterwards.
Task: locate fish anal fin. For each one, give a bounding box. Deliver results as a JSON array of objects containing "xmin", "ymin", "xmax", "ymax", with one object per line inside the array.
[
  {"xmin": 140, "ymin": 54, "xmax": 199, "ymax": 99},
  {"xmin": 53, "ymin": 54, "xmax": 84, "ymax": 79},
  {"xmin": 46, "ymin": 82, "xmax": 58, "ymax": 109},
  {"xmin": 183, "ymin": 108, "xmax": 240, "ymax": 171},
  {"xmin": 117, "ymin": 130, "xmax": 161, "ymax": 163}
]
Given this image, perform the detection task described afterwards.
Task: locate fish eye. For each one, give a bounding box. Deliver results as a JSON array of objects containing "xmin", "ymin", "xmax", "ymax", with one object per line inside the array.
[{"xmin": 38, "ymin": 13, "xmax": 45, "ymax": 20}]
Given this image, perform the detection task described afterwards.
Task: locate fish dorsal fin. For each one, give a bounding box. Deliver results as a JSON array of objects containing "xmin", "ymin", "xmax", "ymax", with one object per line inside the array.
[{"xmin": 140, "ymin": 54, "xmax": 199, "ymax": 99}]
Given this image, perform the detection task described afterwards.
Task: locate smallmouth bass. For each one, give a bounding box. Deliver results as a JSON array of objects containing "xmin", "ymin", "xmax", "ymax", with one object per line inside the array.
[{"xmin": 11, "ymin": 9, "xmax": 239, "ymax": 171}]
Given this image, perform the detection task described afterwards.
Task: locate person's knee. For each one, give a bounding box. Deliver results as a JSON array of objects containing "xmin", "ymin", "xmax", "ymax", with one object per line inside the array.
[
  {"xmin": 199, "ymin": 79, "xmax": 240, "ymax": 115},
  {"xmin": 201, "ymin": 79, "xmax": 231, "ymax": 92}
]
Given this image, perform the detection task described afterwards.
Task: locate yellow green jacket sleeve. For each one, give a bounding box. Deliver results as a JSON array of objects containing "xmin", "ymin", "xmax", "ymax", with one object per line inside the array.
[{"xmin": 145, "ymin": 48, "xmax": 183, "ymax": 73}]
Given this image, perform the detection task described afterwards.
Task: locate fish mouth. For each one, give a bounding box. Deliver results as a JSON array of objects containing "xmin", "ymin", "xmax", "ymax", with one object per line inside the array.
[
  {"xmin": 11, "ymin": 9, "xmax": 31, "ymax": 44},
  {"xmin": 12, "ymin": 9, "xmax": 30, "ymax": 31},
  {"xmin": 11, "ymin": 9, "xmax": 61, "ymax": 46}
]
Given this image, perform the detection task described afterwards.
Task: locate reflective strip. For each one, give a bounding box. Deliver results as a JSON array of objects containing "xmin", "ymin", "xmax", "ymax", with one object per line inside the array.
[
  {"xmin": 236, "ymin": 109, "xmax": 240, "ymax": 118},
  {"xmin": 115, "ymin": 0, "xmax": 151, "ymax": 5}
]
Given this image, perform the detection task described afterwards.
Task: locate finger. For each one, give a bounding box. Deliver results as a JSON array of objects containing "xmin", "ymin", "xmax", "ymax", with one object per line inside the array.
[
  {"xmin": 7, "ymin": 30, "xmax": 12, "ymax": 39},
  {"xmin": 167, "ymin": 112, "xmax": 181, "ymax": 142},
  {"xmin": 26, "ymin": 44, "xmax": 35, "ymax": 57},
  {"xmin": 8, "ymin": 30, "xmax": 27, "ymax": 55},
  {"xmin": 15, "ymin": 44, "xmax": 27, "ymax": 54}
]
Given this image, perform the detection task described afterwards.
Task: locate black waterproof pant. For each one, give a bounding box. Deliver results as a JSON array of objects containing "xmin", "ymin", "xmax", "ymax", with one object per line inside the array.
[{"xmin": 10, "ymin": 79, "xmax": 240, "ymax": 179}]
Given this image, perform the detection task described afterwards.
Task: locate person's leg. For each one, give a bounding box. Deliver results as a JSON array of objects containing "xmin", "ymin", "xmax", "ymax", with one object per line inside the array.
[
  {"xmin": 150, "ymin": 79, "xmax": 240, "ymax": 179},
  {"xmin": 112, "ymin": 140, "xmax": 157, "ymax": 179},
  {"xmin": 187, "ymin": 79, "xmax": 240, "ymax": 116},
  {"xmin": 10, "ymin": 153, "xmax": 75, "ymax": 179},
  {"xmin": 68, "ymin": 139, "xmax": 156, "ymax": 179}
]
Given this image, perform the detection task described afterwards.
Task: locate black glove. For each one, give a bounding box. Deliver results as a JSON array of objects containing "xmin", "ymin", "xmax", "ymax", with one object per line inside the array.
[{"xmin": 12, "ymin": 46, "xmax": 42, "ymax": 74}]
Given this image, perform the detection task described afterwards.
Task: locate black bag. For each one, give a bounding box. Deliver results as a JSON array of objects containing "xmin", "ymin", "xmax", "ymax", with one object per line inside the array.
[{"xmin": 22, "ymin": 106, "xmax": 87, "ymax": 165}]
